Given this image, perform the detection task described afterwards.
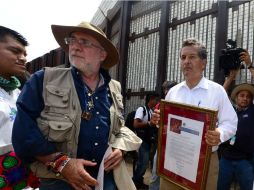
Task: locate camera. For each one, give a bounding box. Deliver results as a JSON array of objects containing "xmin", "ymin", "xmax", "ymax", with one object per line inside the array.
[{"xmin": 219, "ymin": 39, "xmax": 245, "ymax": 76}]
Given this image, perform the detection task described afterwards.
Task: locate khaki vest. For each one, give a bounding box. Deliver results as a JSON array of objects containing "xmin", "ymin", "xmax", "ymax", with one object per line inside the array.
[{"xmin": 31, "ymin": 67, "xmax": 141, "ymax": 190}]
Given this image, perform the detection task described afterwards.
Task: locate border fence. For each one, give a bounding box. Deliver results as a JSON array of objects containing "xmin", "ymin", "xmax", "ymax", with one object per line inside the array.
[{"xmin": 27, "ymin": 0, "xmax": 254, "ymax": 116}]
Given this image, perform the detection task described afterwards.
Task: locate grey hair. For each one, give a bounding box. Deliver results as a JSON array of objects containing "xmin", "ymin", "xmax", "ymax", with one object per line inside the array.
[{"xmin": 181, "ymin": 38, "xmax": 207, "ymax": 59}]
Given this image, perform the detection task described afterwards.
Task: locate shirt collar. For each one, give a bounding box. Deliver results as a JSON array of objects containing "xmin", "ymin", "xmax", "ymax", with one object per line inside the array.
[
  {"xmin": 71, "ymin": 66, "xmax": 111, "ymax": 87},
  {"xmin": 235, "ymin": 104, "xmax": 252, "ymax": 112},
  {"xmin": 181, "ymin": 76, "xmax": 208, "ymax": 90}
]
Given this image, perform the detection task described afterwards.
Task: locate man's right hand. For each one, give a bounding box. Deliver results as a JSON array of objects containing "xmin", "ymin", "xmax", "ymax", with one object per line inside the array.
[
  {"xmin": 61, "ymin": 158, "xmax": 98, "ymax": 190},
  {"xmin": 150, "ymin": 109, "xmax": 160, "ymax": 126}
]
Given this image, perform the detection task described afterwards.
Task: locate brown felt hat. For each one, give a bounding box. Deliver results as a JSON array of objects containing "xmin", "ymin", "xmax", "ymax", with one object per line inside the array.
[
  {"xmin": 51, "ymin": 22, "xmax": 119, "ymax": 69},
  {"xmin": 231, "ymin": 83, "xmax": 254, "ymax": 101}
]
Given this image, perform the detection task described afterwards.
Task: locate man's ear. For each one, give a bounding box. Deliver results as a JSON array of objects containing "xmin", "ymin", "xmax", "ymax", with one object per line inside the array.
[
  {"xmin": 100, "ymin": 50, "xmax": 108, "ymax": 62},
  {"xmin": 202, "ymin": 59, "xmax": 207, "ymax": 70}
]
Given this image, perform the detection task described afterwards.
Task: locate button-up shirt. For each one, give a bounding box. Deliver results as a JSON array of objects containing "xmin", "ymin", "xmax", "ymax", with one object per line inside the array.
[
  {"xmin": 165, "ymin": 77, "xmax": 237, "ymax": 143},
  {"xmin": 13, "ymin": 67, "xmax": 112, "ymax": 178}
]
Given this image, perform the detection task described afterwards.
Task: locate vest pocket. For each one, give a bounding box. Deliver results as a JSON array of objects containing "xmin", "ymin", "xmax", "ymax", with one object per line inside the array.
[
  {"xmin": 48, "ymin": 121, "xmax": 73, "ymax": 142},
  {"xmin": 45, "ymin": 85, "xmax": 70, "ymax": 108}
]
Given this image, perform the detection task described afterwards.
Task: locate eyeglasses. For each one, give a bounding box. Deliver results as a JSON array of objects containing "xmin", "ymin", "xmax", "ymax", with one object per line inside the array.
[{"xmin": 64, "ymin": 37, "xmax": 104, "ymax": 50}]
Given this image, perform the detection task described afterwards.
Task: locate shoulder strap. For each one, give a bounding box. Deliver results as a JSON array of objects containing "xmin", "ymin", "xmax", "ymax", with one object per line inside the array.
[
  {"xmin": 142, "ymin": 106, "xmax": 150, "ymax": 121},
  {"xmin": 43, "ymin": 67, "xmax": 73, "ymax": 100},
  {"xmin": 43, "ymin": 67, "xmax": 72, "ymax": 85}
]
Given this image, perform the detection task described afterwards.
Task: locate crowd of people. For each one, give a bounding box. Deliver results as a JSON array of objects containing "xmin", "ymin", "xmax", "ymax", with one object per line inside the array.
[{"xmin": 1, "ymin": 21, "xmax": 254, "ymax": 190}]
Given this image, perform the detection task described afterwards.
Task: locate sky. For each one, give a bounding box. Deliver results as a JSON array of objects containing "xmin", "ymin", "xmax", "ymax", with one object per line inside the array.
[{"xmin": 1, "ymin": 0, "xmax": 102, "ymax": 61}]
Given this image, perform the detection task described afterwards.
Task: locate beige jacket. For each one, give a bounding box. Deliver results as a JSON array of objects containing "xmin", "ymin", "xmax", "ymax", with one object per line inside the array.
[{"xmin": 31, "ymin": 67, "xmax": 142, "ymax": 190}]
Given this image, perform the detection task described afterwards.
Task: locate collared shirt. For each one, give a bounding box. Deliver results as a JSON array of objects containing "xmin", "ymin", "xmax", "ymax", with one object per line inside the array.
[
  {"xmin": 12, "ymin": 67, "xmax": 112, "ymax": 178},
  {"xmin": 74, "ymin": 69, "xmax": 112, "ymax": 177},
  {"xmin": 165, "ymin": 77, "xmax": 237, "ymax": 143}
]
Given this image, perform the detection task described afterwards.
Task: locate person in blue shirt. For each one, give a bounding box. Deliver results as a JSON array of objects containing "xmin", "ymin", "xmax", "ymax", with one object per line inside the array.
[
  {"xmin": 219, "ymin": 51, "xmax": 254, "ymax": 190},
  {"xmin": 218, "ymin": 82, "xmax": 254, "ymax": 190},
  {"xmin": 12, "ymin": 22, "xmax": 141, "ymax": 190}
]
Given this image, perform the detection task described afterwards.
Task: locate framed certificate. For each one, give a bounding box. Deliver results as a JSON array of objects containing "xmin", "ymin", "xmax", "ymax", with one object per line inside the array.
[{"xmin": 157, "ymin": 100, "xmax": 218, "ymax": 190}]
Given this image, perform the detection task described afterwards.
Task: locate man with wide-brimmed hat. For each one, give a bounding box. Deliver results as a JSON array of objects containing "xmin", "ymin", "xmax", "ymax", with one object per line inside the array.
[
  {"xmin": 12, "ymin": 22, "xmax": 142, "ymax": 190},
  {"xmin": 217, "ymin": 83, "xmax": 254, "ymax": 190}
]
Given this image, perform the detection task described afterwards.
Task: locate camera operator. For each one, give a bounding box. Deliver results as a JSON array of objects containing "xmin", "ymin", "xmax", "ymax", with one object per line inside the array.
[
  {"xmin": 219, "ymin": 50, "xmax": 254, "ymax": 190},
  {"xmin": 219, "ymin": 39, "xmax": 254, "ymax": 78},
  {"xmin": 223, "ymin": 50, "xmax": 254, "ymax": 92}
]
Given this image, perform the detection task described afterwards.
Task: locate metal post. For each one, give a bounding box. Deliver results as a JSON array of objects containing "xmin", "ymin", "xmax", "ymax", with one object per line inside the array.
[
  {"xmin": 156, "ymin": 1, "xmax": 170, "ymax": 94},
  {"xmin": 214, "ymin": 1, "xmax": 229, "ymax": 84}
]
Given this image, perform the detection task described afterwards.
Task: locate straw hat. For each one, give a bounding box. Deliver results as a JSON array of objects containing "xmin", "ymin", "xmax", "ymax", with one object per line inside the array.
[
  {"xmin": 231, "ymin": 83, "xmax": 254, "ymax": 101},
  {"xmin": 51, "ymin": 22, "xmax": 119, "ymax": 69}
]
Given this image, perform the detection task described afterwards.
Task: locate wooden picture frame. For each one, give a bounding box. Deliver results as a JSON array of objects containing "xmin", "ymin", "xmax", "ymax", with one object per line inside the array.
[{"xmin": 157, "ymin": 100, "xmax": 218, "ymax": 190}]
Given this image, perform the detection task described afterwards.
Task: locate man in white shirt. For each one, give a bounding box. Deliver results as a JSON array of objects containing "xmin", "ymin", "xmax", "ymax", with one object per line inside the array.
[{"xmin": 151, "ymin": 38, "xmax": 238, "ymax": 190}]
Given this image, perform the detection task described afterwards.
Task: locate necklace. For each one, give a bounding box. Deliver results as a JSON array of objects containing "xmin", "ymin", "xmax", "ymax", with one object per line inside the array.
[
  {"xmin": 81, "ymin": 91, "xmax": 94, "ymax": 120},
  {"xmin": 81, "ymin": 76, "xmax": 101, "ymax": 121}
]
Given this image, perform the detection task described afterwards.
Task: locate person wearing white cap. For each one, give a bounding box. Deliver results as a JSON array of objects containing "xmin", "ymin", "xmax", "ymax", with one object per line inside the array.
[
  {"xmin": 12, "ymin": 22, "xmax": 141, "ymax": 190},
  {"xmin": 219, "ymin": 51, "xmax": 254, "ymax": 190}
]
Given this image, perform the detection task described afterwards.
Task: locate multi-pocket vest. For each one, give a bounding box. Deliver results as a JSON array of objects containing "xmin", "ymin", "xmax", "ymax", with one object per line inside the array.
[{"xmin": 31, "ymin": 67, "xmax": 141, "ymax": 190}]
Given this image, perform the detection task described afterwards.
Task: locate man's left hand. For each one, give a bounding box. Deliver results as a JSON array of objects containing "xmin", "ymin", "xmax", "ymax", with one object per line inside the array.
[
  {"xmin": 205, "ymin": 128, "xmax": 221, "ymax": 146},
  {"xmin": 104, "ymin": 148, "xmax": 123, "ymax": 171}
]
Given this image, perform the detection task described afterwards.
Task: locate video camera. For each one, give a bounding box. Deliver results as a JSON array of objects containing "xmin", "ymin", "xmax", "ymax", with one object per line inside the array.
[{"xmin": 219, "ymin": 39, "xmax": 245, "ymax": 76}]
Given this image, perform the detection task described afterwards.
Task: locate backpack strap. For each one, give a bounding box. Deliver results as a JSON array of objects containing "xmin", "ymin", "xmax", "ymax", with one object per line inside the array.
[{"xmin": 142, "ymin": 105, "xmax": 150, "ymax": 121}]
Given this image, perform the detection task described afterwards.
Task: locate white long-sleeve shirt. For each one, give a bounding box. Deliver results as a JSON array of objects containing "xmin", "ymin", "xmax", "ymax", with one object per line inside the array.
[{"xmin": 165, "ymin": 77, "xmax": 237, "ymax": 143}]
